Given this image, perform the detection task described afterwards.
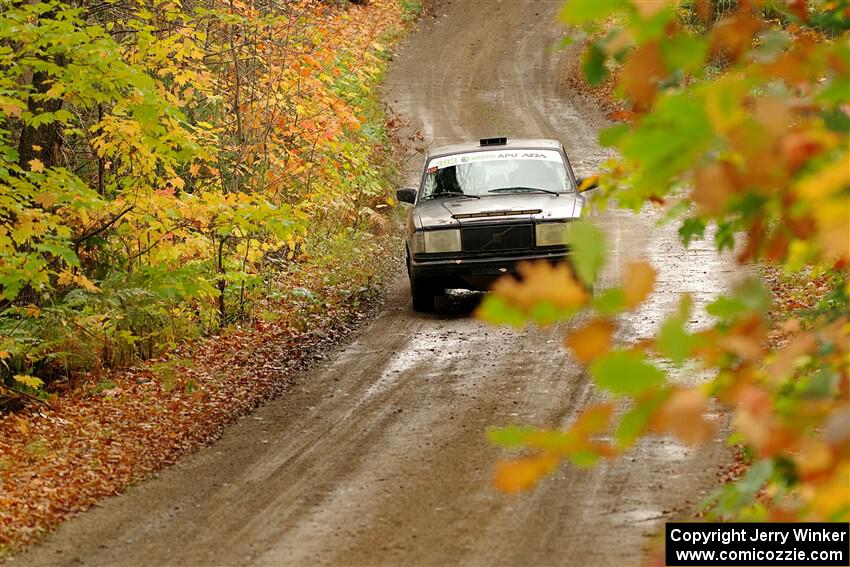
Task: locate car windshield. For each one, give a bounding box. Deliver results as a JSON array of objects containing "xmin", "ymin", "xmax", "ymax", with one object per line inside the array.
[{"xmin": 421, "ymin": 149, "xmax": 572, "ymax": 199}]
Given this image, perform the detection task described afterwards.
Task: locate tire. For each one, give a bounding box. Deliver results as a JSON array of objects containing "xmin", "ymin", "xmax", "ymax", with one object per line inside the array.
[{"xmin": 410, "ymin": 276, "xmax": 437, "ymax": 312}]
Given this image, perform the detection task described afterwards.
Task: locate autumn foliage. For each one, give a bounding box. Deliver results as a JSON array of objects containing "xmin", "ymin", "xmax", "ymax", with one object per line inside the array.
[
  {"xmin": 481, "ymin": 0, "xmax": 849, "ymax": 526},
  {"xmin": 0, "ymin": 0, "xmax": 405, "ymax": 391}
]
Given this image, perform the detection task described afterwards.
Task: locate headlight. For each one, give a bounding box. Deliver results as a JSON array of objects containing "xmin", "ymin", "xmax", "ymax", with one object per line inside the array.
[
  {"xmin": 535, "ymin": 222, "xmax": 569, "ymax": 247},
  {"xmin": 411, "ymin": 231, "xmax": 425, "ymax": 254},
  {"xmin": 423, "ymin": 229, "xmax": 461, "ymax": 253}
]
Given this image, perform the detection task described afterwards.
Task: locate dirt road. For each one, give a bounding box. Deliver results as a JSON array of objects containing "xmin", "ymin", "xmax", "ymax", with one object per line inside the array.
[{"xmin": 19, "ymin": 1, "xmax": 740, "ymax": 565}]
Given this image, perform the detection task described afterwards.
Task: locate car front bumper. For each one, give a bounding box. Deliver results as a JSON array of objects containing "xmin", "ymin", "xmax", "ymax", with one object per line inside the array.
[{"xmin": 410, "ymin": 249, "xmax": 569, "ymax": 291}]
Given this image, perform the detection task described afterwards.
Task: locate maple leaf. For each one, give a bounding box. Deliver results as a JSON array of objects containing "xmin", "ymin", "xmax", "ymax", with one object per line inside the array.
[
  {"xmin": 490, "ymin": 261, "xmax": 589, "ymax": 311},
  {"xmin": 564, "ymin": 318, "xmax": 615, "ymax": 364},
  {"xmin": 28, "ymin": 159, "xmax": 45, "ymax": 172},
  {"xmin": 75, "ymin": 274, "xmax": 101, "ymax": 293},
  {"xmin": 14, "ymin": 374, "xmax": 44, "ymax": 389},
  {"xmin": 619, "ymin": 41, "xmax": 666, "ymax": 111},
  {"xmin": 56, "ymin": 270, "xmax": 75, "ymax": 286},
  {"xmin": 650, "ymin": 388, "xmax": 715, "ymax": 446},
  {"xmin": 623, "ymin": 261, "xmax": 656, "ymax": 309}
]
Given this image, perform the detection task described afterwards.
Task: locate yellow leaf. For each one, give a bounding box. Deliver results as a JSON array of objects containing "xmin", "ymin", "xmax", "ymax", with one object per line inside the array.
[
  {"xmin": 0, "ymin": 351, "xmax": 10, "ymax": 360},
  {"xmin": 796, "ymin": 152, "xmax": 850, "ymax": 200},
  {"xmin": 28, "ymin": 159, "xmax": 45, "ymax": 173},
  {"xmin": 25, "ymin": 304, "xmax": 41, "ymax": 318},
  {"xmin": 31, "ymin": 144, "xmax": 42, "ymax": 152},
  {"xmin": 623, "ymin": 261, "xmax": 656, "ymax": 308},
  {"xmin": 34, "ymin": 192, "xmax": 58, "ymax": 208},
  {"xmin": 14, "ymin": 374, "xmax": 44, "ymax": 389},
  {"xmin": 795, "ymin": 440, "xmax": 833, "ymax": 479},
  {"xmin": 565, "ymin": 318, "xmax": 615, "ymax": 364},
  {"xmin": 57, "ymin": 270, "xmax": 74, "ymax": 286},
  {"xmin": 809, "ymin": 461, "xmax": 849, "ymax": 518},
  {"xmin": 75, "ymin": 274, "xmax": 101, "ymax": 293}
]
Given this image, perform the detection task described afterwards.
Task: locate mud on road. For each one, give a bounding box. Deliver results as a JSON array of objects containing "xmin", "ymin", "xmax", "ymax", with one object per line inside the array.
[{"xmin": 20, "ymin": 1, "xmax": 741, "ymax": 566}]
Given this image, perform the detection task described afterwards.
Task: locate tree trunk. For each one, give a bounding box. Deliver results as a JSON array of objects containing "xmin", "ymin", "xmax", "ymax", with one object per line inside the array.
[{"xmin": 17, "ymin": 53, "xmax": 66, "ymax": 168}]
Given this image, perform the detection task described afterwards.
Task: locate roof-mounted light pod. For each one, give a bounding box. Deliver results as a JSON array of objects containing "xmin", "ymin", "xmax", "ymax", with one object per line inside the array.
[{"xmin": 479, "ymin": 137, "xmax": 507, "ymax": 147}]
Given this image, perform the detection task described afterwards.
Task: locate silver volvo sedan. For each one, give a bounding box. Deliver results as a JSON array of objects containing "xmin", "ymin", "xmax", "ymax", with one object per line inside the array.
[{"xmin": 397, "ymin": 137, "xmax": 597, "ymax": 311}]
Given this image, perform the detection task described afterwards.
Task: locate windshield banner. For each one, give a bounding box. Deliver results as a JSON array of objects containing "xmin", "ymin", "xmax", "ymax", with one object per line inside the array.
[{"xmin": 428, "ymin": 149, "xmax": 563, "ymax": 171}]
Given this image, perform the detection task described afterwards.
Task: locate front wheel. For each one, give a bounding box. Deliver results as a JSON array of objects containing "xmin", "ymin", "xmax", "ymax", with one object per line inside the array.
[{"xmin": 410, "ymin": 276, "xmax": 437, "ymax": 312}]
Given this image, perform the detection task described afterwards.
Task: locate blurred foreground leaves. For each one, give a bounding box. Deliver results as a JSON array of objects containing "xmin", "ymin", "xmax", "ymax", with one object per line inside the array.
[{"xmin": 481, "ymin": 0, "xmax": 849, "ymax": 526}]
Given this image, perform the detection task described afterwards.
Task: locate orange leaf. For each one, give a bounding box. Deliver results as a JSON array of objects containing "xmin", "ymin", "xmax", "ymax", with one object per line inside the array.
[
  {"xmin": 56, "ymin": 270, "xmax": 74, "ymax": 287},
  {"xmin": 632, "ymin": 0, "xmax": 667, "ymax": 18},
  {"xmin": 767, "ymin": 333, "xmax": 817, "ymax": 383},
  {"xmin": 710, "ymin": 11, "xmax": 764, "ymax": 61},
  {"xmin": 650, "ymin": 388, "xmax": 715, "ymax": 446},
  {"xmin": 572, "ymin": 403, "xmax": 616, "ymax": 437},
  {"xmin": 623, "ymin": 261, "xmax": 656, "ymax": 308},
  {"xmin": 491, "ymin": 261, "xmax": 589, "ymax": 311},
  {"xmin": 619, "ymin": 41, "xmax": 666, "ymax": 111},
  {"xmin": 565, "ymin": 318, "xmax": 615, "ymax": 364},
  {"xmin": 493, "ymin": 454, "xmax": 558, "ymax": 494},
  {"xmin": 691, "ymin": 161, "xmax": 740, "ymax": 216}
]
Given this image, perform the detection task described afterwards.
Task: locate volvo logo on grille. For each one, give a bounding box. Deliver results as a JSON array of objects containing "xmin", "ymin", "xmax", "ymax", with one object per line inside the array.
[
  {"xmin": 485, "ymin": 227, "xmax": 512, "ymax": 248},
  {"xmin": 461, "ymin": 223, "xmax": 533, "ymax": 253}
]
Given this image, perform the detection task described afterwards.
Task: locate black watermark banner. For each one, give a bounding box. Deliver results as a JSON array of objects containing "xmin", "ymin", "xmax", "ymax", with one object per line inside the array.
[{"xmin": 666, "ymin": 523, "xmax": 849, "ymax": 566}]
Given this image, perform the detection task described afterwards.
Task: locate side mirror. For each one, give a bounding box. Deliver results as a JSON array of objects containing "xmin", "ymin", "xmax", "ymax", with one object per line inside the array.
[
  {"xmin": 396, "ymin": 187, "xmax": 417, "ymax": 204},
  {"xmin": 576, "ymin": 175, "xmax": 599, "ymax": 193}
]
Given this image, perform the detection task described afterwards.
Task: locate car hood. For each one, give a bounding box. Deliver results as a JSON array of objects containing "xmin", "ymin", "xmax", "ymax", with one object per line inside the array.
[{"xmin": 415, "ymin": 193, "xmax": 583, "ymax": 229}]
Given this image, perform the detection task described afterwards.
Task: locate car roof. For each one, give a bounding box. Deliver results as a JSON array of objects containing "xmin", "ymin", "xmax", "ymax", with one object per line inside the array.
[{"xmin": 426, "ymin": 138, "xmax": 562, "ymax": 159}]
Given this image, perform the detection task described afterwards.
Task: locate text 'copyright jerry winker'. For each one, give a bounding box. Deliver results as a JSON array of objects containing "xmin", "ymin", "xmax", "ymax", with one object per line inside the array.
[{"xmin": 665, "ymin": 522, "xmax": 850, "ymax": 566}]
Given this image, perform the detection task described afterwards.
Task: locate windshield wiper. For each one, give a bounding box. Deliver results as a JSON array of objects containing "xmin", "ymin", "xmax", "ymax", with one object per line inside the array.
[
  {"xmin": 487, "ymin": 187, "xmax": 560, "ymax": 196},
  {"xmin": 425, "ymin": 191, "xmax": 480, "ymax": 200}
]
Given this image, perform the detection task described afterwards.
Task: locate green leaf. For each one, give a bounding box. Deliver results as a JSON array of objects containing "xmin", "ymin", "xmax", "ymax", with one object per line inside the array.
[
  {"xmin": 599, "ymin": 124, "xmax": 630, "ymax": 147},
  {"xmin": 619, "ymin": 93, "xmax": 714, "ymax": 194},
  {"xmin": 592, "ymin": 287, "xmax": 625, "ymax": 314},
  {"xmin": 476, "ymin": 294, "xmax": 526, "ymax": 327},
  {"xmin": 487, "ymin": 425, "xmax": 535, "ymax": 448},
  {"xmin": 590, "ymin": 350, "xmax": 666, "ymax": 397},
  {"xmin": 569, "ymin": 448, "xmax": 601, "ymax": 468},
  {"xmin": 658, "ymin": 315, "xmax": 704, "ymax": 365},
  {"xmin": 615, "ymin": 391, "xmax": 668, "ymax": 449},
  {"xmin": 706, "ymin": 296, "xmax": 747, "ymax": 319},
  {"xmin": 661, "ymin": 34, "xmax": 708, "ymax": 75},
  {"xmin": 582, "ymin": 42, "xmax": 607, "ymax": 85},
  {"xmin": 559, "ymin": 0, "xmax": 627, "ymax": 25},
  {"xmin": 707, "ymin": 278, "xmax": 771, "ymax": 320},
  {"xmin": 566, "ymin": 220, "xmax": 606, "ymax": 286},
  {"xmin": 678, "ymin": 217, "xmax": 706, "ymax": 246}
]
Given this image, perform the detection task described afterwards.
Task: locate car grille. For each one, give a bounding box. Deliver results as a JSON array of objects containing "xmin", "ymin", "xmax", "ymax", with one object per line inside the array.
[{"xmin": 461, "ymin": 223, "xmax": 534, "ymax": 254}]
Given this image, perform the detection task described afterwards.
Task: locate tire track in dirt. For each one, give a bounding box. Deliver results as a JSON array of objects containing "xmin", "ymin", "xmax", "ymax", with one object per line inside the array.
[{"xmin": 19, "ymin": 2, "xmax": 738, "ymax": 566}]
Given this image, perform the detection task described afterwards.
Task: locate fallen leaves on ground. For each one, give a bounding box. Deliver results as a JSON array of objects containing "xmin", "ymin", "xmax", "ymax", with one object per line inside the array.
[{"xmin": 0, "ymin": 247, "xmax": 399, "ymax": 557}]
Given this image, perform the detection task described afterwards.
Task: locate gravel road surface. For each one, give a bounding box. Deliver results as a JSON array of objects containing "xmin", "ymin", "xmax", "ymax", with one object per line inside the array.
[{"xmin": 20, "ymin": 1, "xmax": 739, "ymax": 565}]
